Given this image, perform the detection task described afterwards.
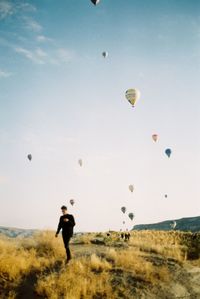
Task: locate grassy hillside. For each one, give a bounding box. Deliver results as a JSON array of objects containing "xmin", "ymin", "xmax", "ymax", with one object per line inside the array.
[
  {"xmin": 0, "ymin": 230, "xmax": 200, "ymax": 299},
  {"xmin": 133, "ymin": 216, "xmax": 200, "ymax": 232}
]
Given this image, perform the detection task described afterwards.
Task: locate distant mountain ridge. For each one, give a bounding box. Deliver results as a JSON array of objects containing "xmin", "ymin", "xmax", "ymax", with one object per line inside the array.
[
  {"xmin": 133, "ymin": 216, "xmax": 200, "ymax": 232},
  {"xmin": 0, "ymin": 226, "xmax": 37, "ymax": 238}
]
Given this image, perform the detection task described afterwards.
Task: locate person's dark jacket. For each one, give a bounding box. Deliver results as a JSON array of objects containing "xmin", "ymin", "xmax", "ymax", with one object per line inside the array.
[{"xmin": 56, "ymin": 214, "xmax": 75, "ymax": 237}]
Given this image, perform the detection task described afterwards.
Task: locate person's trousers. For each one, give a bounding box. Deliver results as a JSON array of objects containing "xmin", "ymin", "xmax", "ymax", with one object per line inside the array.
[{"xmin": 62, "ymin": 233, "xmax": 72, "ymax": 260}]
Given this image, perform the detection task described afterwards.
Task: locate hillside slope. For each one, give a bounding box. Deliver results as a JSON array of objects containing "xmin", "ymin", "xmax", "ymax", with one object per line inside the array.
[
  {"xmin": 0, "ymin": 226, "xmax": 37, "ymax": 238},
  {"xmin": 133, "ymin": 216, "xmax": 200, "ymax": 232}
]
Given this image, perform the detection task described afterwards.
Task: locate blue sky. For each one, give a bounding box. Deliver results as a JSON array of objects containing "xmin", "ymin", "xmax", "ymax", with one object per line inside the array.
[{"xmin": 0, "ymin": 0, "xmax": 199, "ymax": 231}]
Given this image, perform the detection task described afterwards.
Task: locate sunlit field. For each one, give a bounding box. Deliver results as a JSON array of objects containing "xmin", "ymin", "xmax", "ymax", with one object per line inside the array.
[{"xmin": 0, "ymin": 231, "xmax": 200, "ymax": 299}]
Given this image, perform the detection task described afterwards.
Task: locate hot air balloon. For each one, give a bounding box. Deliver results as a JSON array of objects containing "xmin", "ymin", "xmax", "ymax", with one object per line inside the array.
[
  {"xmin": 102, "ymin": 51, "xmax": 108, "ymax": 58},
  {"xmin": 129, "ymin": 185, "xmax": 134, "ymax": 193},
  {"xmin": 121, "ymin": 206, "xmax": 126, "ymax": 214},
  {"xmin": 70, "ymin": 199, "xmax": 75, "ymax": 206},
  {"xmin": 123, "ymin": 221, "xmax": 125, "ymax": 225},
  {"xmin": 125, "ymin": 88, "xmax": 140, "ymax": 107},
  {"xmin": 78, "ymin": 159, "xmax": 83, "ymax": 167},
  {"xmin": 164, "ymin": 194, "xmax": 168, "ymax": 198},
  {"xmin": 128, "ymin": 213, "xmax": 134, "ymax": 221},
  {"xmin": 165, "ymin": 148, "xmax": 172, "ymax": 158},
  {"xmin": 170, "ymin": 220, "xmax": 176, "ymax": 230},
  {"xmin": 27, "ymin": 154, "xmax": 32, "ymax": 161},
  {"xmin": 90, "ymin": 0, "xmax": 100, "ymax": 5},
  {"xmin": 152, "ymin": 134, "xmax": 158, "ymax": 142}
]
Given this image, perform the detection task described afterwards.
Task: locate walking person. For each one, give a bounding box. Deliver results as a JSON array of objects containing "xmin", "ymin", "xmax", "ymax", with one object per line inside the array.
[{"xmin": 55, "ymin": 205, "xmax": 75, "ymax": 263}]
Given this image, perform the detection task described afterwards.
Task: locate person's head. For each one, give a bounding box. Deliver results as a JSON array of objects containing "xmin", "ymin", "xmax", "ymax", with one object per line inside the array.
[{"xmin": 61, "ymin": 205, "xmax": 67, "ymax": 215}]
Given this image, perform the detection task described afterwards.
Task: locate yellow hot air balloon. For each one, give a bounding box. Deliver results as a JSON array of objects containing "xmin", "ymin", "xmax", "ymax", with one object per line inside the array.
[{"xmin": 125, "ymin": 89, "xmax": 140, "ymax": 107}]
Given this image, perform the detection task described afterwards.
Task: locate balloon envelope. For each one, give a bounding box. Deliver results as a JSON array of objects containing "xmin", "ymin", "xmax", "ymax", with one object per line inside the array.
[
  {"xmin": 125, "ymin": 89, "xmax": 140, "ymax": 107},
  {"xmin": 121, "ymin": 206, "xmax": 126, "ymax": 214},
  {"xmin": 27, "ymin": 154, "xmax": 32, "ymax": 161},
  {"xmin": 152, "ymin": 134, "xmax": 158, "ymax": 142},
  {"xmin": 165, "ymin": 148, "xmax": 172, "ymax": 158},
  {"xmin": 70, "ymin": 199, "xmax": 75, "ymax": 206},
  {"xmin": 129, "ymin": 185, "xmax": 134, "ymax": 193},
  {"xmin": 170, "ymin": 221, "xmax": 176, "ymax": 229},
  {"xmin": 90, "ymin": 0, "xmax": 100, "ymax": 5},
  {"xmin": 173, "ymin": 221, "xmax": 177, "ymax": 229},
  {"xmin": 102, "ymin": 51, "xmax": 108, "ymax": 58},
  {"xmin": 128, "ymin": 213, "xmax": 134, "ymax": 221}
]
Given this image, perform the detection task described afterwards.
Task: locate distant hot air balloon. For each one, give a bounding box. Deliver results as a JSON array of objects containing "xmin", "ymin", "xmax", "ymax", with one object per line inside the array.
[
  {"xmin": 129, "ymin": 185, "xmax": 134, "ymax": 193},
  {"xmin": 70, "ymin": 199, "xmax": 75, "ymax": 206},
  {"xmin": 164, "ymin": 194, "xmax": 168, "ymax": 198},
  {"xmin": 102, "ymin": 51, "xmax": 108, "ymax": 58},
  {"xmin": 170, "ymin": 220, "xmax": 177, "ymax": 230},
  {"xmin": 90, "ymin": 0, "xmax": 100, "ymax": 5},
  {"xmin": 125, "ymin": 88, "xmax": 140, "ymax": 107},
  {"xmin": 121, "ymin": 206, "xmax": 126, "ymax": 214},
  {"xmin": 128, "ymin": 213, "xmax": 134, "ymax": 221},
  {"xmin": 78, "ymin": 159, "xmax": 83, "ymax": 167},
  {"xmin": 165, "ymin": 148, "xmax": 172, "ymax": 158},
  {"xmin": 123, "ymin": 221, "xmax": 125, "ymax": 225},
  {"xmin": 27, "ymin": 154, "xmax": 32, "ymax": 161},
  {"xmin": 152, "ymin": 134, "xmax": 158, "ymax": 142}
]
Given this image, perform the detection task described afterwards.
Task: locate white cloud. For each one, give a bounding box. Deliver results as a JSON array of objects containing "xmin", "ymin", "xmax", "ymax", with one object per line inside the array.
[
  {"xmin": 0, "ymin": 1, "xmax": 14, "ymax": 19},
  {"xmin": 15, "ymin": 47, "xmax": 46, "ymax": 64},
  {"xmin": 0, "ymin": 1, "xmax": 36, "ymax": 20},
  {"xmin": 36, "ymin": 35, "xmax": 53, "ymax": 43},
  {"xmin": 17, "ymin": 3, "xmax": 36, "ymax": 12},
  {"xmin": 23, "ymin": 17, "xmax": 42, "ymax": 32},
  {"xmin": 15, "ymin": 46, "xmax": 74, "ymax": 65},
  {"xmin": 0, "ymin": 69, "xmax": 12, "ymax": 78},
  {"xmin": 35, "ymin": 48, "xmax": 47, "ymax": 58},
  {"xmin": 56, "ymin": 48, "xmax": 73, "ymax": 63}
]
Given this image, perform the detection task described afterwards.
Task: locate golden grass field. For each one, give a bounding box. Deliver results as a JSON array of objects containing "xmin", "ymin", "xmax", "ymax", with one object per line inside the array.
[{"xmin": 0, "ymin": 230, "xmax": 200, "ymax": 299}]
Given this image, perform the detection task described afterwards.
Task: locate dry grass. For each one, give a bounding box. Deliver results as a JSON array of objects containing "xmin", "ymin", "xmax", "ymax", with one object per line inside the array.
[
  {"xmin": 76, "ymin": 230, "xmax": 200, "ymax": 261},
  {"xmin": 36, "ymin": 256, "xmax": 113, "ymax": 299},
  {"xmin": 0, "ymin": 230, "xmax": 199, "ymax": 299},
  {"xmin": 129, "ymin": 230, "xmax": 200, "ymax": 261},
  {"xmin": 0, "ymin": 231, "xmax": 65, "ymax": 298},
  {"xmin": 106, "ymin": 247, "xmax": 169, "ymax": 284}
]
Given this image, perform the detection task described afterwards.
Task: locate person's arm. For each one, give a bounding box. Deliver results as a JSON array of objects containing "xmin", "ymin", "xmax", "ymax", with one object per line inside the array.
[
  {"xmin": 68, "ymin": 215, "xmax": 75, "ymax": 227},
  {"xmin": 55, "ymin": 217, "xmax": 62, "ymax": 237}
]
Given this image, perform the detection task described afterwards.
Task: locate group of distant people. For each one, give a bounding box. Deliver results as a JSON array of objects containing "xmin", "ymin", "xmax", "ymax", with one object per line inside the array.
[
  {"xmin": 121, "ymin": 231, "xmax": 131, "ymax": 241},
  {"xmin": 106, "ymin": 231, "xmax": 131, "ymax": 241}
]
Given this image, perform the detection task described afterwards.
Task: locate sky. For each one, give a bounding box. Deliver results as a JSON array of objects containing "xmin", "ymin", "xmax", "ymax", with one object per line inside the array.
[{"xmin": 0, "ymin": 0, "xmax": 199, "ymax": 232}]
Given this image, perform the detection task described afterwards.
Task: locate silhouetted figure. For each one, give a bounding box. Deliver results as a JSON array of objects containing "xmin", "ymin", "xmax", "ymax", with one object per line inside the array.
[
  {"xmin": 124, "ymin": 232, "xmax": 131, "ymax": 242},
  {"xmin": 55, "ymin": 205, "xmax": 75, "ymax": 263}
]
